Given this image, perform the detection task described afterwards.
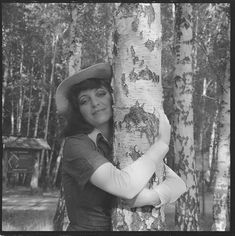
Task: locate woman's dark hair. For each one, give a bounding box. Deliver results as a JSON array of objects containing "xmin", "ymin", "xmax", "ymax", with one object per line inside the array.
[{"xmin": 62, "ymin": 78, "xmax": 113, "ymax": 137}]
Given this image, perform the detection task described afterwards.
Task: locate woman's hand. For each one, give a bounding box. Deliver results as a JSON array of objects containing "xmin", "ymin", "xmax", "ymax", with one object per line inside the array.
[
  {"xmin": 121, "ymin": 187, "xmax": 161, "ymax": 208},
  {"xmin": 157, "ymin": 112, "xmax": 171, "ymax": 146}
]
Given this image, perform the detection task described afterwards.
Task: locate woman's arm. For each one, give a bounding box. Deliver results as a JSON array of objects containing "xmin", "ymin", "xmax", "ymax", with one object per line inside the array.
[
  {"xmin": 122, "ymin": 164, "xmax": 187, "ymax": 208},
  {"xmin": 90, "ymin": 140, "xmax": 169, "ymax": 199},
  {"xmin": 90, "ymin": 113, "xmax": 171, "ymax": 199},
  {"xmin": 121, "ymin": 187, "xmax": 161, "ymax": 208}
]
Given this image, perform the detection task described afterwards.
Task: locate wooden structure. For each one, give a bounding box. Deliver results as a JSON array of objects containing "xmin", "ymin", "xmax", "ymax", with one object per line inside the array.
[{"xmin": 2, "ymin": 136, "xmax": 51, "ymax": 188}]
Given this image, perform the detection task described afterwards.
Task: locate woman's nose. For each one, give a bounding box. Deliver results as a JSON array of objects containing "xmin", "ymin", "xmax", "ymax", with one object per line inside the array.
[{"xmin": 90, "ymin": 97, "xmax": 99, "ymax": 107}]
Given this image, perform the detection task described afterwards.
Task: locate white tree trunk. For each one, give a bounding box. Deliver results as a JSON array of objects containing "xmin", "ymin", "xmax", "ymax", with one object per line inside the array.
[
  {"xmin": 53, "ymin": 6, "xmax": 82, "ymax": 230},
  {"xmin": 30, "ymin": 152, "xmax": 40, "ymax": 191},
  {"xmin": 68, "ymin": 6, "xmax": 82, "ymax": 75},
  {"xmin": 10, "ymin": 93, "xmax": 15, "ymax": 136},
  {"xmin": 34, "ymin": 43, "xmax": 47, "ymax": 138},
  {"xmin": 112, "ymin": 3, "xmax": 166, "ymax": 231},
  {"xmin": 16, "ymin": 43, "xmax": 25, "ymax": 135},
  {"xmin": 173, "ymin": 3, "xmax": 200, "ymax": 231},
  {"xmin": 211, "ymin": 22, "xmax": 230, "ymax": 231}
]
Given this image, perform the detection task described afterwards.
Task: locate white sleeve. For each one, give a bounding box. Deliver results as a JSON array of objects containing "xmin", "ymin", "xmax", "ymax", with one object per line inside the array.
[
  {"xmin": 154, "ymin": 164, "xmax": 187, "ymax": 207},
  {"xmin": 90, "ymin": 142, "xmax": 169, "ymax": 199}
]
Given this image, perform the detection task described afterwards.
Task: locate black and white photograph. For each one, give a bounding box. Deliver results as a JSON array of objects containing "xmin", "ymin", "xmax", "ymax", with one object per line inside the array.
[{"xmin": 2, "ymin": 2, "xmax": 231, "ymax": 232}]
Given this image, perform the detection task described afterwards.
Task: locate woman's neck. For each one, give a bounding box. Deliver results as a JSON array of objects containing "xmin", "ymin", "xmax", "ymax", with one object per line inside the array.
[{"xmin": 96, "ymin": 121, "xmax": 112, "ymax": 142}]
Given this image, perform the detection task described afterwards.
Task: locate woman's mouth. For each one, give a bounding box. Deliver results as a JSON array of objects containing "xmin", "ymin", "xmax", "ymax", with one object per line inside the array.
[{"xmin": 92, "ymin": 108, "xmax": 105, "ymax": 115}]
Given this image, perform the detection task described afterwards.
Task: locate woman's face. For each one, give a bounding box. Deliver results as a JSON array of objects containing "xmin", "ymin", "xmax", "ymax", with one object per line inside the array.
[{"xmin": 78, "ymin": 86, "xmax": 112, "ymax": 129}]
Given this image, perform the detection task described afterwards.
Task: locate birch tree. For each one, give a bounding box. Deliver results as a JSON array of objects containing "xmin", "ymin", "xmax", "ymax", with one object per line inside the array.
[
  {"xmin": 211, "ymin": 18, "xmax": 230, "ymax": 231},
  {"xmin": 53, "ymin": 4, "xmax": 82, "ymax": 230},
  {"xmin": 33, "ymin": 42, "xmax": 47, "ymax": 138},
  {"xmin": 111, "ymin": 3, "xmax": 166, "ymax": 231},
  {"xmin": 173, "ymin": 3, "xmax": 200, "ymax": 231},
  {"xmin": 16, "ymin": 43, "xmax": 26, "ymax": 135}
]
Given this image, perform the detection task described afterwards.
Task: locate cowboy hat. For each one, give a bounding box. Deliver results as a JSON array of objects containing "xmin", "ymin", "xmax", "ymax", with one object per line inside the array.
[{"xmin": 55, "ymin": 62, "xmax": 112, "ymax": 115}]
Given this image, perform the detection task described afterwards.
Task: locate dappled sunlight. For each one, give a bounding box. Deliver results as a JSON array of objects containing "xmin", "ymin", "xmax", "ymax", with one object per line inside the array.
[
  {"xmin": 2, "ymin": 208, "xmax": 55, "ymax": 231},
  {"xmin": 2, "ymin": 188, "xmax": 58, "ymax": 231},
  {"xmin": 2, "ymin": 196, "xmax": 57, "ymax": 211}
]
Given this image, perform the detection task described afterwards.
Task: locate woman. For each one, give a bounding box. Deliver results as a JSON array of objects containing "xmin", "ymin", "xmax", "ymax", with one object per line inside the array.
[{"xmin": 55, "ymin": 63, "xmax": 186, "ymax": 231}]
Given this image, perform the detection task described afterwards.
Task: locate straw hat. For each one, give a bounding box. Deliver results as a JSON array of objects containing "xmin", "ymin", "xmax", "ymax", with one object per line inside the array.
[{"xmin": 55, "ymin": 62, "xmax": 112, "ymax": 115}]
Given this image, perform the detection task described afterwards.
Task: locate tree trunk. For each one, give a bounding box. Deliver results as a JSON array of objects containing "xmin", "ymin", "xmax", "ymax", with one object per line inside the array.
[
  {"xmin": 53, "ymin": 184, "xmax": 69, "ymax": 231},
  {"xmin": 68, "ymin": 6, "xmax": 82, "ymax": 75},
  {"xmin": 26, "ymin": 74, "xmax": 33, "ymax": 137},
  {"xmin": 30, "ymin": 152, "xmax": 40, "ymax": 192},
  {"xmin": 208, "ymin": 87, "xmax": 219, "ymax": 189},
  {"xmin": 2, "ymin": 148, "xmax": 8, "ymax": 190},
  {"xmin": 199, "ymin": 78, "xmax": 207, "ymax": 215},
  {"xmin": 27, "ymin": 59, "xmax": 35, "ymax": 137},
  {"xmin": 44, "ymin": 35, "xmax": 58, "ymax": 140},
  {"xmin": 2, "ymin": 57, "xmax": 9, "ymax": 126},
  {"xmin": 34, "ymin": 43, "xmax": 47, "ymax": 138},
  {"xmin": 39, "ymin": 33, "xmax": 58, "ymax": 179},
  {"xmin": 52, "ymin": 139, "xmax": 65, "ymax": 186},
  {"xmin": 10, "ymin": 92, "xmax": 15, "ymax": 136},
  {"xmin": 46, "ymin": 139, "xmax": 55, "ymax": 188},
  {"xmin": 16, "ymin": 43, "xmax": 25, "ymax": 135},
  {"xmin": 53, "ymin": 6, "xmax": 82, "ymax": 229},
  {"xmin": 16, "ymin": 82, "xmax": 25, "ymax": 135},
  {"xmin": 111, "ymin": 3, "xmax": 165, "ymax": 231},
  {"xmin": 173, "ymin": 3, "xmax": 200, "ymax": 231},
  {"xmin": 211, "ymin": 22, "xmax": 230, "ymax": 231}
]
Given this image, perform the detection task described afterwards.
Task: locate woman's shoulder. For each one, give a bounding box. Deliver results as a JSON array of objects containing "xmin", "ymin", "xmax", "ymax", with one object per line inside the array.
[
  {"xmin": 67, "ymin": 133, "xmax": 88, "ymax": 140},
  {"xmin": 63, "ymin": 133, "xmax": 97, "ymax": 162},
  {"xmin": 64, "ymin": 133, "xmax": 95, "ymax": 149}
]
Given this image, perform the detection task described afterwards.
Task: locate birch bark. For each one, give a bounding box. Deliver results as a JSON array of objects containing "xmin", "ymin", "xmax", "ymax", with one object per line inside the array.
[
  {"xmin": 53, "ymin": 5, "xmax": 82, "ymax": 230},
  {"xmin": 173, "ymin": 3, "xmax": 200, "ymax": 231},
  {"xmin": 211, "ymin": 21, "xmax": 230, "ymax": 231},
  {"xmin": 111, "ymin": 3, "xmax": 166, "ymax": 231}
]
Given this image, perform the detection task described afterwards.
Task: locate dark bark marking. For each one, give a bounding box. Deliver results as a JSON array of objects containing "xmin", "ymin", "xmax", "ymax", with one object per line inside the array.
[
  {"xmin": 113, "ymin": 30, "xmax": 120, "ymax": 56},
  {"xmin": 131, "ymin": 212, "xmax": 144, "ymax": 230},
  {"xmin": 129, "ymin": 66, "xmax": 159, "ymax": 83},
  {"xmin": 144, "ymin": 4, "xmax": 155, "ymax": 28},
  {"xmin": 181, "ymin": 56, "xmax": 191, "ymax": 64},
  {"xmin": 155, "ymin": 38, "xmax": 161, "ymax": 50},
  {"xmin": 144, "ymin": 39, "xmax": 155, "ymax": 52},
  {"xmin": 130, "ymin": 45, "xmax": 139, "ymax": 65},
  {"xmin": 121, "ymin": 73, "xmax": 129, "ymax": 97},
  {"xmin": 128, "ymin": 145, "xmax": 143, "ymax": 161},
  {"xmin": 131, "ymin": 17, "xmax": 139, "ymax": 32},
  {"xmin": 122, "ymin": 101, "xmax": 159, "ymax": 145},
  {"xmin": 139, "ymin": 59, "xmax": 144, "ymax": 67},
  {"xmin": 129, "ymin": 69, "xmax": 138, "ymax": 82}
]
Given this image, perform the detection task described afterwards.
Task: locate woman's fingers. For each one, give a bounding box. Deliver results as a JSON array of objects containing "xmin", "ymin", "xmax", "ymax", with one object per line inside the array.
[{"xmin": 158, "ymin": 113, "xmax": 171, "ymax": 146}]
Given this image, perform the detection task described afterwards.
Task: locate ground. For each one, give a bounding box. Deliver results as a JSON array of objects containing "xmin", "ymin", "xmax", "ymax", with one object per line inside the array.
[
  {"xmin": 2, "ymin": 187, "xmax": 58, "ymax": 231},
  {"xmin": 2, "ymin": 186, "xmax": 213, "ymax": 231}
]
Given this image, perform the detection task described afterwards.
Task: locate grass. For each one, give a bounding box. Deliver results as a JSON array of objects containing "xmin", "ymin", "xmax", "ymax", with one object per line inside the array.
[
  {"xmin": 2, "ymin": 208, "xmax": 212, "ymax": 231},
  {"xmin": 2, "ymin": 210, "xmax": 54, "ymax": 231},
  {"xmin": 2, "ymin": 187, "xmax": 213, "ymax": 231}
]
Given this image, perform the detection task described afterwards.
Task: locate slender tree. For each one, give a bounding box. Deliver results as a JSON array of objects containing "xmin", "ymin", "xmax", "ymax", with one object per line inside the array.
[
  {"xmin": 53, "ymin": 4, "xmax": 82, "ymax": 230},
  {"xmin": 211, "ymin": 19, "xmax": 230, "ymax": 231},
  {"xmin": 172, "ymin": 3, "xmax": 200, "ymax": 231},
  {"xmin": 16, "ymin": 43, "xmax": 25, "ymax": 135},
  {"xmin": 33, "ymin": 41, "xmax": 47, "ymax": 138},
  {"xmin": 111, "ymin": 3, "xmax": 166, "ymax": 231},
  {"xmin": 26, "ymin": 59, "xmax": 34, "ymax": 137}
]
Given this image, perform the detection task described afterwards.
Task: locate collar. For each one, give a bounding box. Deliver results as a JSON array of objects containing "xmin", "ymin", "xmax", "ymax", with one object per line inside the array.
[{"xmin": 88, "ymin": 128, "xmax": 109, "ymax": 146}]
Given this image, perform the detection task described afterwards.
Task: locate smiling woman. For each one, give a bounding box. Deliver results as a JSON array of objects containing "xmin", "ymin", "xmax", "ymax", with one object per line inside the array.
[
  {"xmin": 55, "ymin": 63, "xmax": 186, "ymax": 231},
  {"xmin": 77, "ymin": 84, "xmax": 113, "ymax": 136}
]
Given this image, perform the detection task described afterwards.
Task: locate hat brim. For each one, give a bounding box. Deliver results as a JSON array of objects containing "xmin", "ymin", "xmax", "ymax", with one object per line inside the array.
[{"xmin": 55, "ymin": 62, "xmax": 112, "ymax": 115}]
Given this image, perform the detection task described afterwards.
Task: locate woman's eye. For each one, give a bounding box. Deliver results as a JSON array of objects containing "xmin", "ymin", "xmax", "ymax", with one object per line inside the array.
[
  {"xmin": 79, "ymin": 99, "xmax": 88, "ymax": 105},
  {"xmin": 96, "ymin": 90, "xmax": 106, "ymax": 97}
]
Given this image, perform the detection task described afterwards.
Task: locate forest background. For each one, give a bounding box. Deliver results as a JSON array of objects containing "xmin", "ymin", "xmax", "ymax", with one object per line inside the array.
[{"xmin": 2, "ymin": 2, "xmax": 230, "ymax": 232}]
